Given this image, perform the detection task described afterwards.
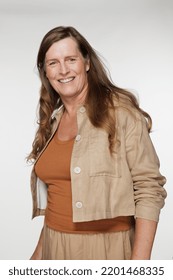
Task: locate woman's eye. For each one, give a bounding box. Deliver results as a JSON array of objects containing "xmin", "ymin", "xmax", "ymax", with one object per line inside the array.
[
  {"xmin": 69, "ymin": 58, "xmax": 76, "ymax": 62},
  {"xmin": 49, "ymin": 61, "xmax": 56, "ymax": 66}
]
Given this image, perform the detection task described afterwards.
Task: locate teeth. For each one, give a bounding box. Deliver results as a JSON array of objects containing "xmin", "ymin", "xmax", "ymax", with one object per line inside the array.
[{"xmin": 59, "ymin": 77, "xmax": 74, "ymax": 83}]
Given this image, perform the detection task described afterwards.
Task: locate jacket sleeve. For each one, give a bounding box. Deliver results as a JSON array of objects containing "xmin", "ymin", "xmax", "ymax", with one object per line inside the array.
[{"xmin": 125, "ymin": 112, "xmax": 167, "ymax": 222}]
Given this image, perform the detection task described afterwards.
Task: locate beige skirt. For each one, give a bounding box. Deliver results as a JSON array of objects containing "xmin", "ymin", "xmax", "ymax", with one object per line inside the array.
[{"xmin": 42, "ymin": 225, "xmax": 135, "ymax": 260}]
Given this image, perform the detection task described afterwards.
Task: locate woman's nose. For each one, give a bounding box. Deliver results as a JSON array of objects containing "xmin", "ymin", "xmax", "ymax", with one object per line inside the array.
[{"xmin": 59, "ymin": 62, "xmax": 69, "ymax": 75}]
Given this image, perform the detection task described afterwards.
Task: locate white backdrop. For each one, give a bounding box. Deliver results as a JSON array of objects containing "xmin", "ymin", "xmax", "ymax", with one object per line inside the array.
[{"xmin": 0, "ymin": 0, "xmax": 172, "ymax": 260}]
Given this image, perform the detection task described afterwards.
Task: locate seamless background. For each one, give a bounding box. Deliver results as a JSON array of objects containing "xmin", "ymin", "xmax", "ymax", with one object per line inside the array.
[{"xmin": 0, "ymin": 0, "xmax": 172, "ymax": 259}]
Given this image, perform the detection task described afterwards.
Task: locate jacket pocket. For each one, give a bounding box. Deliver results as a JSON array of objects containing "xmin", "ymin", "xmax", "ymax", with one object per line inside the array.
[{"xmin": 88, "ymin": 130, "xmax": 121, "ymax": 178}]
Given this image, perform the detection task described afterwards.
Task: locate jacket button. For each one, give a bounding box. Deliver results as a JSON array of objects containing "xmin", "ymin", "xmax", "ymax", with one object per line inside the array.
[
  {"xmin": 76, "ymin": 135, "xmax": 81, "ymax": 141},
  {"xmin": 79, "ymin": 106, "xmax": 86, "ymax": 113},
  {"xmin": 75, "ymin": 201, "xmax": 83, "ymax": 208},
  {"xmin": 74, "ymin": 167, "xmax": 81, "ymax": 174}
]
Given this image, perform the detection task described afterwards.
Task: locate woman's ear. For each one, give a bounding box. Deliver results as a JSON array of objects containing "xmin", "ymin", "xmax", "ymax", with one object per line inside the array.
[{"xmin": 85, "ymin": 58, "xmax": 90, "ymax": 72}]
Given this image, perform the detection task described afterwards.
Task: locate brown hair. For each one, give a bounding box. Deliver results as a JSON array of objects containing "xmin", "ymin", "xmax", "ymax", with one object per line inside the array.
[{"xmin": 27, "ymin": 26, "xmax": 152, "ymax": 161}]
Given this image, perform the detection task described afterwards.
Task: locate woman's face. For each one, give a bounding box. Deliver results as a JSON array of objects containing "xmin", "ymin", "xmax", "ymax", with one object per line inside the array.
[{"xmin": 45, "ymin": 37, "xmax": 90, "ymax": 102}]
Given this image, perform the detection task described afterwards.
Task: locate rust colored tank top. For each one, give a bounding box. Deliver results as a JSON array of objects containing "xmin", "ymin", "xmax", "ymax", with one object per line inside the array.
[{"xmin": 35, "ymin": 131, "xmax": 134, "ymax": 233}]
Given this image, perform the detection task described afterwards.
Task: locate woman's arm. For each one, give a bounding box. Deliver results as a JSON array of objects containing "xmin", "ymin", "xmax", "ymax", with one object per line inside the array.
[
  {"xmin": 30, "ymin": 227, "xmax": 44, "ymax": 260},
  {"xmin": 131, "ymin": 218, "xmax": 157, "ymax": 260},
  {"xmin": 123, "ymin": 109, "xmax": 166, "ymax": 222}
]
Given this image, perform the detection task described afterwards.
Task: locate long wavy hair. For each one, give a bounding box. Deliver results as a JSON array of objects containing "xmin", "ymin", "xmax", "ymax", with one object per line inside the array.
[{"xmin": 27, "ymin": 26, "xmax": 152, "ymax": 161}]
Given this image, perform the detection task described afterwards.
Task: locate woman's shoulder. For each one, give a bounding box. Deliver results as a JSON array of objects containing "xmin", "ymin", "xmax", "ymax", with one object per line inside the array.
[{"xmin": 112, "ymin": 95, "xmax": 144, "ymax": 126}]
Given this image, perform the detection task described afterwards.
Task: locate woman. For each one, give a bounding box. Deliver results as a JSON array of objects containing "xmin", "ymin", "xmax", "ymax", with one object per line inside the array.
[{"xmin": 28, "ymin": 26, "xmax": 166, "ymax": 260}]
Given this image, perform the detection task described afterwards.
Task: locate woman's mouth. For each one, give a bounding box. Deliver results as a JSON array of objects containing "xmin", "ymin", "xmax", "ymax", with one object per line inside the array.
[{"xmin": 58, "ymin": 77, "xmax": 75, "ymax": 83}]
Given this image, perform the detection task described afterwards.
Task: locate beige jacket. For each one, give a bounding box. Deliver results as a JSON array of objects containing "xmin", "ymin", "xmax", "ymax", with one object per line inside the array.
[{"xmin": 30, "ymin": 104, "xmax": 166, "ymax": 222}]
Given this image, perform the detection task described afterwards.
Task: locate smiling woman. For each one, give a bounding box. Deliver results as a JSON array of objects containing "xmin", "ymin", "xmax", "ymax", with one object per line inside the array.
[
  {"xmin": 27, "ymin": 26, "xmax": 166, "ymax": 260},
  {"xmin": 45, "ymin": 38, "xmax": 90, "ymax": 103}
]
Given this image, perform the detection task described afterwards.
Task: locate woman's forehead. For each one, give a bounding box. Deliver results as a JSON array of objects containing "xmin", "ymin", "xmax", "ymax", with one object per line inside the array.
[{"xmin": 45, "ymin": 37, "xmax": 80, "ymax": 59}]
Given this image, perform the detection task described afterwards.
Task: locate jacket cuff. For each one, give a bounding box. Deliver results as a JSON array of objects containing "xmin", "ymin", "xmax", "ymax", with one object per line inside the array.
[
  {"xmin": 32, "ymin": 208, "xmax": 46, "ymax": 219},
  {"xmin": 135, "ymin": 205, "xmax": 161, "ymax": 222}
]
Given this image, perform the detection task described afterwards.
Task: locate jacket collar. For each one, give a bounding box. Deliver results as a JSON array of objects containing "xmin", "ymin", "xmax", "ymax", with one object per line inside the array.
[
  {"xmin": 51, "ymin": 104, "xmax": 64, "ymax": 120},
  {"xmin": 51, "ymin": 104, "xmax": 86, "ymax": 120}
]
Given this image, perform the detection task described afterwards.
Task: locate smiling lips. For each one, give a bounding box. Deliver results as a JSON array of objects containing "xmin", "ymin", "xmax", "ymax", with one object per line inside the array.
[{"xmin": 58, "ymin": 77, "xmax": 75, "ymax": 83}]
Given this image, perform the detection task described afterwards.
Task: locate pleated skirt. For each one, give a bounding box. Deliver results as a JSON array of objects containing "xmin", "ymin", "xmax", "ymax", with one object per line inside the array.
[{"xmin": 42, "ymin": 225, "xmax": 135, "ymax": 260}]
